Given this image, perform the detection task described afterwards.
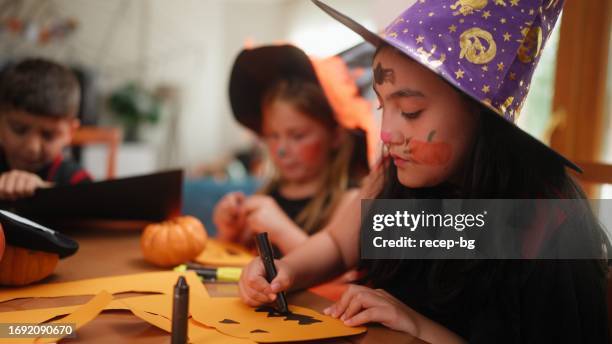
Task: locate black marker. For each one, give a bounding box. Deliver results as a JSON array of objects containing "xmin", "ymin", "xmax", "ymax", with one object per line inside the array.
[
  {"xmin": 171, "ymin": 276, "xmax": 189, "ymax": 344},
  {"xmin": 255, "ymin": 232, "xmax": 289, "ymax": 314}
]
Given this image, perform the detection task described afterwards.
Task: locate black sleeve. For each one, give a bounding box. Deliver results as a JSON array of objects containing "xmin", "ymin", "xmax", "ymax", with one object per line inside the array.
[
  {"xmin": 51, "ymin": 159, "xmax": 93, "ymax": 185},
  {"xmin": 468, "ymin": 260, "xmax": 609, "ymax": 344}
]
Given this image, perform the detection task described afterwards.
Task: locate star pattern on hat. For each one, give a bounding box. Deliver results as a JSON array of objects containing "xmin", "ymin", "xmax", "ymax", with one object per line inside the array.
[
  {"xmin": 378, "ymin": 0, "xmax": 565, "ymax": 121},
  {"xmin": 455, "ymin": 69, "xmax": 465, "ymax": 79}
]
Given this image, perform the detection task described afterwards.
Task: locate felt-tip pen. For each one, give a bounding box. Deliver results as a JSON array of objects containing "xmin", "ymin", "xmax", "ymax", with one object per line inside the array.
[
  {"xmin": 255, "ymin": 232, "xmax": 289, "ymax": 314},
  {"xmin": 173, "ymin": 264, "xmax": 242, "ymax": 282}
]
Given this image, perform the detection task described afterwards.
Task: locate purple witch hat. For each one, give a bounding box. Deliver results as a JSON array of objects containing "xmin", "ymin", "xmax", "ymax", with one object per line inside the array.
[{"xmin": 313, "ymin": 0, "xmax": 579, "ymax": 171}]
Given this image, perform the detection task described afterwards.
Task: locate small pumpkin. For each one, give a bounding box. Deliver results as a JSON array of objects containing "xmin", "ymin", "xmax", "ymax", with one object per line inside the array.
[
  {"xmin": 0, "ymin": 245, "xmax": 59, "ymax": 286},
  {"xmin": 140, "ymin": 215, "xmax": 208, "ymax": 267}
]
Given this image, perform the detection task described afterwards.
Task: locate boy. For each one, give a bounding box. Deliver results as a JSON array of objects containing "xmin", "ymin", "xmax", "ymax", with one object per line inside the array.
[{"xmin": 0, "ymin": 58, "xmax": 91, "ymax": 201}]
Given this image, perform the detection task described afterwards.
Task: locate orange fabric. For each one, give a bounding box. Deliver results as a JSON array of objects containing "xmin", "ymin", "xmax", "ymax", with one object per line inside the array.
[
  {"xmin": 311, "ymin": 56, "xmax": 378, "ymax": 166},
  {"xmin": 308, "ymin": 282, "xmax": 350, "ymax": 302}
]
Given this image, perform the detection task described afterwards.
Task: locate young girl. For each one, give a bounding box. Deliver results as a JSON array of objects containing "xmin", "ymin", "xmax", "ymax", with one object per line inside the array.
[
  {"xmin": 214, "ymin": 45, "xmax": 374, "ymax": 255},
  {"xmin": 239, "ymin": 1, "xmax": 610, "ymax": 343}
]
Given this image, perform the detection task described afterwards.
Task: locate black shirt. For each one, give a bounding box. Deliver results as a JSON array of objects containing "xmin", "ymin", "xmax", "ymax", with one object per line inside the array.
[
  {"xmin": 0, "ymin": 150, "xmax": 92, "ymax": 185},
  {"xmin": 268, "ymin": 188, "xmax": 312, "ymax": 222}
]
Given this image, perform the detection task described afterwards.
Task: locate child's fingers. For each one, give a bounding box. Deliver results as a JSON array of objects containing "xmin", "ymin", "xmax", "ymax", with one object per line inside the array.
[
  {"xmin": 239, "ymin": 276, "xmax": 272, "ymax": 306},
  {"xmin": 2, "ymin": 173, "xmax": 19, "ymax": 199},
  {"xmin": 25, "ymin": 177, "xmax": 40, "ymax": 195},
  {"xmin": 238, "ymin": 258, "xmax": 276, "ymax": 305},
  {"xmin": 340, "ymin": 295, "xmax": 367, "ymax": 321},
  {"xmin": 341, "ymin": 289, "xmax": 387, "ymax": 321},
  {"xmin": 0, "ymin": 174, "xmax": 8, "ymax": 199},
  {"xmin": 326, "ymin": 284, "xmax": 360, "ymax": 318},
  {"xmin": 12, "ymin": 173, "xmax": 27, "ymax": 197},
  {"xmin": 344, "ymin": 308, "xmax": 379, "ymax": 327},
  {"xmin": 241, "ymin": 196, "xmax": 262, "ymax": 214},
  {"xmin": 269, "ymin": 262, "xmax": 292, "ymax": 293}
]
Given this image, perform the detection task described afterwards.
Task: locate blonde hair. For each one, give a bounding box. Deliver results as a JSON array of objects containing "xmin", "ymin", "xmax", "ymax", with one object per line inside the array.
[{"xmin": 259, "ymin": 79, "xmax": 359, "ymax": 234}]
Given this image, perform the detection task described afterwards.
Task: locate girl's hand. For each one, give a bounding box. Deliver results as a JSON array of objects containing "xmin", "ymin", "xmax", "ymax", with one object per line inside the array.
[
  {"xmin": 242, "ymin": 195, "xmax": 307, "ymax": 250},
  {"xmin": 0, "ymin": 170, "xmax": 51, "ymax": 200},
  {"xmin": 323, "ymin": 284, "xmax": 419, "ymax": 334},
  {"xmin": 213, "ymin": 191, "xmax": 247, "ymax": 242},
  {"xmin": 238, "ymin": 256, "xmax": 294, "ymax": 306}
]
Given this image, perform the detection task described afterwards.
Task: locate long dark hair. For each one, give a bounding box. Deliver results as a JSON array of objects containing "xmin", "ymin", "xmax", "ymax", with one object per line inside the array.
[{"xmin": 360, "ymin": 104, "xmax": 610, "ymax": 308}]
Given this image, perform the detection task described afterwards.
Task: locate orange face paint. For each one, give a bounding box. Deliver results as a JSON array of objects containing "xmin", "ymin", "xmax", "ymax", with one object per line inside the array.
[{"xmin": 407, "ymin": 130, "xmax": 452, "ymax": 165}]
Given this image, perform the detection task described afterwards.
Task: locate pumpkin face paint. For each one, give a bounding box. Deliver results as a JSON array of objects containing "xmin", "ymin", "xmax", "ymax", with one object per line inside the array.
[
  {"xmin": 375, "ymin": 46, "xmax": 478, "ymax": 188},
  {"xmin": 408, "ymin": 130, "xmax": 452, "ymax": 165},
  {"xmin": 261, "ymin": 100, "xmax": 336, "ymax": 184}
]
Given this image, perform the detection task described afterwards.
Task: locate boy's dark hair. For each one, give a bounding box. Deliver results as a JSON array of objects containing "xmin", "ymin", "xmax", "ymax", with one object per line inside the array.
[{"xmin": 0, "ymin": 58, "xmax": 80, "ymax": 118}]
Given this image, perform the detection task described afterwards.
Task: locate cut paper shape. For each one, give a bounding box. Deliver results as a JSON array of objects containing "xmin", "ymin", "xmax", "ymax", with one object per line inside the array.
[
  {"xmin": 0, "ymin": 271, "xmax": 361, "ymax": 343},
  {"xmin": 194, "ymin": 239, "xmax": 254, "ymax": 267},
  {"xmin": 117, "ymin": 295, "xmax": 255, "ymax": 343},
  {"xmin": 0, "ymin": 271, "xmax": 206, "ymax": 303},
  {"xmin": 255, "ymin": 306, "xmax": 322, "ymax": 325},
  {"xmin": 0, "ymin": 295, "xmax": 254, "ymax": 344},
  {"xmin": 0, "ymin": 291, "xmax": 111, "ymax": 344},
  {"xmin": 36, "ymin": 290, "xmax": 112, "ymax": 344},
  {"xmin": 127, "ymin": 308, "xmax": 171, "ymax": 333},
  {"xmin": 189, "ymin": 319, "xmax": 255, "ymax": 344},
  {"xmin": 190, "ymin": 297, "xmax": 366, "ymax": 343},
  {"xmin": 220, "ymin": 319, "xmax": 240, "ymax": 324}
]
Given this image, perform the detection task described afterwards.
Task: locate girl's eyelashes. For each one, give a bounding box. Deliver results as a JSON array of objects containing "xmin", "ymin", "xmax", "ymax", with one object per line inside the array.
[{"xmin": 401, "ymin": 110, "xmax": 423, "ymax": 119}]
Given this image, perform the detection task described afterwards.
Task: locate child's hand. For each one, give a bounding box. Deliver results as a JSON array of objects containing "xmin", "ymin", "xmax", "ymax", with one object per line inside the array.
[
  {"xmin": 0, "ymin": 170, "xmax": 51, "ymax": 200},
  {"xmin": 213, "ymin": 191, "xmax": 247, "ymax": 242},
  {"xmin": 323, "ymin": 284, "xmax": 418, "ymax": 334},
  {"xmin": 242, "ymin": 195, "xmax": 295, "ymax": 240},
  {"xmin": 238, "ymin": 256, "xmax": 294, "ymax": 306}
]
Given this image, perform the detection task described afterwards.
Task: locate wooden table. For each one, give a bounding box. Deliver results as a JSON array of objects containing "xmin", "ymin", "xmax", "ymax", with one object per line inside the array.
[{"xmin": 0, "ymin": 228, "xmax": 424, "ymax": 344}]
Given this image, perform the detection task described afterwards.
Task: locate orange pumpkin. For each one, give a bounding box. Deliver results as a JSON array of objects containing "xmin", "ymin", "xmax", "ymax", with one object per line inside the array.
[
  {"xmin": 140, "ymin": 215, "xmax": 208, "ymax": 267},
  {"xmin": 0, "ymin": 245, "xmax": 59, "ymax": 286}
]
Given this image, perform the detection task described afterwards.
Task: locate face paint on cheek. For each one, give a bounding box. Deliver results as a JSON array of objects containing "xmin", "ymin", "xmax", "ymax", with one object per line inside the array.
[
  {"xmin": 296, "ymin": 140, "xmax": 326, "ymax": 165},
  {"xmin": 407, "ymin": 130, "xmax": 452, "ymax": 165}
]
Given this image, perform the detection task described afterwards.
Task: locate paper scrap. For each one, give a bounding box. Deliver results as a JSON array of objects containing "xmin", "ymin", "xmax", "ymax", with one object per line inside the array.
[
  {"xmin": 36, "ymin": 290, "xmax": 112, "ymax": 344},
  {"xmin": 0, "ymin": 271, "xmax": 206, "ymax": 303},
  {"xmin": 194, "ymin": 239, "xmax": 254, "ymax": 267}
]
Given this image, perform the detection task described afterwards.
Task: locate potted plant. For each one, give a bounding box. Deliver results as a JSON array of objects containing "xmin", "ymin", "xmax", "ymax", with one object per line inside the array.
[{"xmin": 108, "ymin": 82, "xmax": 162, "ymax": 142}]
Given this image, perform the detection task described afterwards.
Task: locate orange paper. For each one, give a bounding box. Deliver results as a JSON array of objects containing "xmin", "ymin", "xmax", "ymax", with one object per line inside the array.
[
  {"xmin": 194, "ymin": 239, "xmax": 254, "ymax": 267},
  {"xmin": 0, "ymin": 292, "xmax": 111, "ymax": 344},
  {"xmin": 189, "ymin": 318, "xmax": 255, "ymax": 344},
  {"xmin": 0, "ymin": 271, "xmax": 206, "ymax": 303},
  {"xmin": 35, "ymin": 291, "xmax": 112, "ymax": 344},
  {"xmin": 117, "ymin": 295, "xmax": 254, "ymax": 343},
  {"xmin": 190, "ymin": 297, "xmax": 366, "ymax": 342}
]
